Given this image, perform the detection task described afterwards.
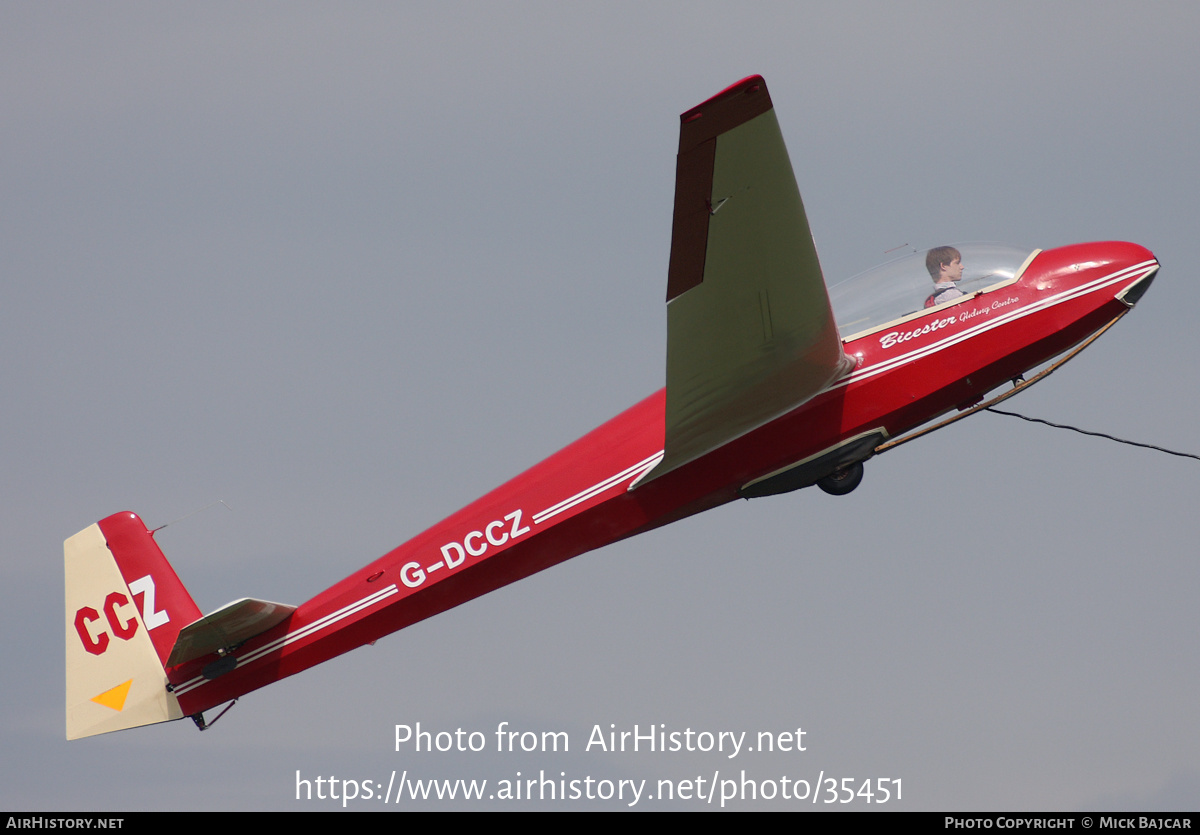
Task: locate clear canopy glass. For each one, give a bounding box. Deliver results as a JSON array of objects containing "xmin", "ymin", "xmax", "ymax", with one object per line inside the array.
[{"xmin": 828, "ymin": 243, "xmax": 1036, "ymax": 339}]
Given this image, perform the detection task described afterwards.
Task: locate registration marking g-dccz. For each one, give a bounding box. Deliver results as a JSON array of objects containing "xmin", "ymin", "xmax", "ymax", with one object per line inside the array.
[{"xmin": 400, "ymin": 510, "xmax": 531, "ymax": 589}]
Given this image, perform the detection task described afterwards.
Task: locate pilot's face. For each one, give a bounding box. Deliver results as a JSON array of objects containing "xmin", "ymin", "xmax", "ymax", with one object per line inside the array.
[{"xmin": 942, "ymin": 257, "xmax": 963, "ymax": 283}]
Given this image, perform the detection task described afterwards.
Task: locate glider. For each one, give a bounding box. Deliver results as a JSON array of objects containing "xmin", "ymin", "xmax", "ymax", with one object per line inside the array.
[{"xmin": 65, "ymin": 75, "xmax": 1158, "ymax": 739}]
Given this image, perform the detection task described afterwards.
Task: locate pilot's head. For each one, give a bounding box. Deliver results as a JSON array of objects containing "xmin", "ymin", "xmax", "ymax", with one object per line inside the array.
[{"xmin": 926, "ymin": 246, "xmax": 963, "ymax": 283}]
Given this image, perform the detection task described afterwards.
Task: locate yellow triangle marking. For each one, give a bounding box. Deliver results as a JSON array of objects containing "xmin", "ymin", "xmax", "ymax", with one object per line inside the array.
[{"xmin": 91, "ymin": 680, "xmax": 132, "ymax": 712}]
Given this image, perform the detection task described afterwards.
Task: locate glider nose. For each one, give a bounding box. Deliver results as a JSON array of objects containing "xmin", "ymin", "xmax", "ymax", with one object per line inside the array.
[
  {"xmin": 1028, "ymin": 241, "xmax": 1158, "ymax": 307},
  {"xmin": 1114, "ymin": 242, "xmax": 1158, "ymax": 308}
]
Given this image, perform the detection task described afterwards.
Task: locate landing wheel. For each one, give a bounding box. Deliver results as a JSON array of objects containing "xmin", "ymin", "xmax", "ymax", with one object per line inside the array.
[{"xmin": 817, "ymin": 461, "xmax": 864, "ymax": 496}]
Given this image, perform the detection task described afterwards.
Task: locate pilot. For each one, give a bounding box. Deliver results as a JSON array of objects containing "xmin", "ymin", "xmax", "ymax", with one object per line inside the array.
[{"xmin": 924, "ymin": 246, "xmax": 964, "ymax": 307}]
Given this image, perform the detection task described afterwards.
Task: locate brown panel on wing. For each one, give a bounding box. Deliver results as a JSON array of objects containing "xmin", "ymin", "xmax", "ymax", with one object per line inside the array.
[{"xmin": 666, "ymin": 76, "xmax": 774, "ymax": 303}]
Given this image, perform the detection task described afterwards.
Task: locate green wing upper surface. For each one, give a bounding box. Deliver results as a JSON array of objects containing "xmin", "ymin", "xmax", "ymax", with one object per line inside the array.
[{"xmin": 645, "ymin": 76, "xmax": 850, "ymax": 483}]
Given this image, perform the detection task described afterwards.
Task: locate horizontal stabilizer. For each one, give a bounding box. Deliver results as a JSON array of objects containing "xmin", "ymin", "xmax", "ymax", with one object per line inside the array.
[{"xmin": 167, "ymin": 598, "xmax": 296, "ymax": 667}]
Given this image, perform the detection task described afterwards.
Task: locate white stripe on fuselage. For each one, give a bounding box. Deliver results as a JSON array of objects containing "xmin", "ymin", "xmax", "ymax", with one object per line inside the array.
[
  {"xmin": 836, "ymin": 260, "xmax": 1155, "ymax": 388},
  {"xmin": 171, "ymin": 583, "xmax": 399, "ymax": 696},
  {"xmin": 174, "ymin": 452, "xmax": 666, "ymax": 697},
  {"xmin": 175, "ymin": 262, "xmax": 1152, "ymax": 699},
  {"xmin": 532, "ymin": 450, "xmax": 663, "ymax": 525}
]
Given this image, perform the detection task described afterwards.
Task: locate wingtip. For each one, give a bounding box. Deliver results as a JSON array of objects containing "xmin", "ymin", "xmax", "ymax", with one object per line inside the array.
[
  {"xmin": 677, "ymin": 75, "xmax": 773, "ymax": 153},
  {"xmin": 679, "ymin": 75, "xmax": 769, "ymax": 121}
]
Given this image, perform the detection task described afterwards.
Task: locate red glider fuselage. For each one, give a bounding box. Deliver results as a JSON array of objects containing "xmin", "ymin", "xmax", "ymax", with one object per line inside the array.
[
  {"xmin": 160, "ymin": 238, "xmax": 1158, "ymax": 715},
  {"xmin": 65, "ymin": 76, "xmax": 1159, "ymax": 740}
]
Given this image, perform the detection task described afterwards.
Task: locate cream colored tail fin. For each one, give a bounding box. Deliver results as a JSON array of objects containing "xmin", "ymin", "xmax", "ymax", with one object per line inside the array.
[{"xmin": 65, "ymin": 512, "xmax": 202, "ymax": 740}]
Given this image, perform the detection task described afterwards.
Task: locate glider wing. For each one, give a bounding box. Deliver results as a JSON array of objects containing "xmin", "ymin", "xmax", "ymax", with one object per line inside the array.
[{"xmin": 643, "ymin": 75, "xmax": 850, "ymax": 483}]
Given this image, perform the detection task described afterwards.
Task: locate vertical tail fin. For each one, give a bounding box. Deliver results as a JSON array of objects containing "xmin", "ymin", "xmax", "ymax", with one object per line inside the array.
[{"xmin": 65, "ymin": 512, "xmax": 202, "ymax": 740}]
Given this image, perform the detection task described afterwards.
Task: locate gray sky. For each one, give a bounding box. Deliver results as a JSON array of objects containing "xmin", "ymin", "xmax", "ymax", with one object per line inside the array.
[{"xmin": 3, "ymin": 2, "xmax": 1198, "ymax": 810}]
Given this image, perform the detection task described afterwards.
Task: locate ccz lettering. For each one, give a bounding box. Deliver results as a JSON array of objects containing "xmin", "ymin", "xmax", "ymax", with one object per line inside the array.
[
  {"xmin": 128, "ymin": 574, "xmax": 170, "ymax": 630},
  {"xmin": 73, "ymin": 590, "xmax": 142, "ymax": 656},
  {"xmin": 879, "ymin": 315, "xmax": 956, "ymax": 350},
  {"xmin": 401, "ymin": 509, "xmax": 532, "ymax": 589}
]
